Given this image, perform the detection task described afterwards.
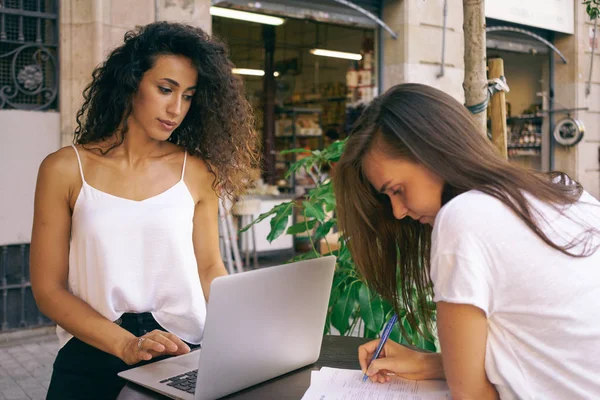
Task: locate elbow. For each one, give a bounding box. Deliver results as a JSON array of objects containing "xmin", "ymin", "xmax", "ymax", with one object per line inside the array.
[
  {"xmin": 31, "ymin": 286, "xmax": 51, "ymax": 316},
  {"xmin": 31, "ymin": 283, "xmax": 63, "ymax": 318}
]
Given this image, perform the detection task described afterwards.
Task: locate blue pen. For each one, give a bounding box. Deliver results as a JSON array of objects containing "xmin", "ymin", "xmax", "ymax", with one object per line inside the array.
[{"xmin": 362, "ymin": 314, "xmax": 398, "ymax": 382}]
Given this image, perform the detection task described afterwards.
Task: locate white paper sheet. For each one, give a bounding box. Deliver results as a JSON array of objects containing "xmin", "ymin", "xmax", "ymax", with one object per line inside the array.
[{"xmin": 301, "ymin": 368, "xmax": 451, "ymax": 400}]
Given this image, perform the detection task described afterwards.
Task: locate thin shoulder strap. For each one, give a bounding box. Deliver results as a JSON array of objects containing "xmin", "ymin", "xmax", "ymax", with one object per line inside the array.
[
  {"xmin": 71, "ymin": 144, "xmax": 86, "ymax": 183},
  {"xmin": 181, "ymin": 151, "xmax": 188, "ymax": 181}
]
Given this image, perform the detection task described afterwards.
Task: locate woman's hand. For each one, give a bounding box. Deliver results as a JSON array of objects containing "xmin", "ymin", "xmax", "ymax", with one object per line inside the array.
[
  {"xmin": 120, "ymin": 329, "xmax": 191, "ymax": 365},
  {"xmin": 358, "ymin": 339, "xmax": 444, "ymax": 383}
]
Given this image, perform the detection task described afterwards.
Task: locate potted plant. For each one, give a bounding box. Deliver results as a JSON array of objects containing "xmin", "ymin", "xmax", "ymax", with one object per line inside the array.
[{"xmin": 241, "ymin": 139, "xmax": 437, "ymax": 350}]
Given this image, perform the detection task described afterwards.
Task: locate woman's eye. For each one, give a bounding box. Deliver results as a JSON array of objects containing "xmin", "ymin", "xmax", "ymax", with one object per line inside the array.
[
  {"xmin": 183, "ymin": 94, "xmax": 194, "ymax": 101},
  {"xmin": 158, "ymin": 86, "xmax": 171, "ymax": 94}
]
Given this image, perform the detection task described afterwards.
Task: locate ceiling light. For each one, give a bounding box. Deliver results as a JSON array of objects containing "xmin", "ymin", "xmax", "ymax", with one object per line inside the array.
[
  {"xmin": 309, "ymin": 49, "xmax": 362, "ymax": 61},
  {"xmin": 210, "ymin": 7, "xmax": 285, "ymax": 26},
  {"xmin": 232, "ymin": 69, "xmax": 279, "ymax": 77}
]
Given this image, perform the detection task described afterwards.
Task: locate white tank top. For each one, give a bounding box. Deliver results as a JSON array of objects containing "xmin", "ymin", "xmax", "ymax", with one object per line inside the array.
[{"xmin": 56, "ymin": 145, "xmax": 207, "ymax": 348}]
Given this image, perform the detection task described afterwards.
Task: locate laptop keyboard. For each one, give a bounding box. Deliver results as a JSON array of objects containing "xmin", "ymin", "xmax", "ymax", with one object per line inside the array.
[{"xmin": 160, "ymin": 369, "xmax": 198, "ymax": 394}]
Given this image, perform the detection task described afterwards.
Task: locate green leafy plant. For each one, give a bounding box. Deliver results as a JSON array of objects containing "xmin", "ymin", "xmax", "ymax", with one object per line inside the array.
[
  {"xmin": 584, "ymin": 0, "xmax": 600, "ymax": 19},
  {"xmin": 241, "ymin": 139, "xmax": 437, "ymax": 351}
]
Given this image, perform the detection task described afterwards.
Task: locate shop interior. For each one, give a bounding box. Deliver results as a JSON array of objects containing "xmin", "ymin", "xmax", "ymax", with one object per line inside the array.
[
  {"xmin": 213, "ymin": 16, "xmax": 377, "ymax": 194},
  {"xmin": 486, "ymin": 25, "xmax": 553, "ymax": 172}
]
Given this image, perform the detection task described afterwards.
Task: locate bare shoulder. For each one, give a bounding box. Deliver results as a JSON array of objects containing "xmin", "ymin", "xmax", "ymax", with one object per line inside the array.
[
  {"xmin": 184, "ymin": 152, "xmax": 218, "ymax": 203},
  {"xmin": 37, "ymin": 146, "xmax": 81, "ymax": 198},
  {"xmin": 39, "ymin": 146, "xmax": 80, "ymax": 181}
]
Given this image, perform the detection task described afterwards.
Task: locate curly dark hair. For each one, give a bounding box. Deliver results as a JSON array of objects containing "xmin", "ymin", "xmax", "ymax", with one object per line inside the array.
[{"xmin": 73, "ymin": 21, "xmax": 260, "ymax": 200}]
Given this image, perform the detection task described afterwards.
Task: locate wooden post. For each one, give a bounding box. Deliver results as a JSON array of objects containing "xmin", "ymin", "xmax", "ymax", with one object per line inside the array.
[
  {"xmin": 463, "ymin": 0, "xmax": 488, "ymax": 135},
  {"xmin": 488, "ymin": 58, "xmax": 508, "ymax": 159}
]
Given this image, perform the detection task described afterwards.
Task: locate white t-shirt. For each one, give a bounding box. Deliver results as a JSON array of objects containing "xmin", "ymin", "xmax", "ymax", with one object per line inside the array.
[{"xmin": 430, "ymin": 189, "xmax": 600, "ymax": 400}]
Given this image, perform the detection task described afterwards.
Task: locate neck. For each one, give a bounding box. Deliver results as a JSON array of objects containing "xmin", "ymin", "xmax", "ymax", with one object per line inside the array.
[
  {"xmin": 441, "ymin": 184, "xmax": 461, "ymax": 206},
  {"xmin": 116, "ymin": 120, "xmax": 164, "ymax": 165}
]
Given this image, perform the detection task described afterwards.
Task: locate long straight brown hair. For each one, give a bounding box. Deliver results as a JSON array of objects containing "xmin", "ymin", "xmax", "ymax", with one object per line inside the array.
[{"xmin": 334, "ymin": 83, "xmax": 598, "ymax": 338}]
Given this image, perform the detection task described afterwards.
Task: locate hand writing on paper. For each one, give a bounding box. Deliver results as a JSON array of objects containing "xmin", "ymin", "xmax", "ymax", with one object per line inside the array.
[
  {"xmin": 120, "ymin": 329, "xmax": 191, "ymax": 365},
  {"xmin": 358, "ymin": 339, "xmax": 445, "ymax": 383}
]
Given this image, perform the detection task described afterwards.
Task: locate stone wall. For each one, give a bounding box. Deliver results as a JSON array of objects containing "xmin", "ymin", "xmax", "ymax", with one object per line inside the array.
[
  {"xmin": 553, "ymin": 4, "xmax": 600, "ymax": 198},
  {"xmin": 382, "ymin": 0, "xmax": 465, "ymax": 102}
]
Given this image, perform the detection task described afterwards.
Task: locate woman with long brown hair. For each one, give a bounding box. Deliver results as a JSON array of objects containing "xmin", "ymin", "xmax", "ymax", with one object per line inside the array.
[{"xmin": 335, "ymin": 83, "xmax": 600, "ymax": 399}]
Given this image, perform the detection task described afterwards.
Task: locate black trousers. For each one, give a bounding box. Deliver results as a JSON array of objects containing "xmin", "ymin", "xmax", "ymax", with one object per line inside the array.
[{"xmin": 47, "ymin": 313, "xmax": 197, "ymax": 400}]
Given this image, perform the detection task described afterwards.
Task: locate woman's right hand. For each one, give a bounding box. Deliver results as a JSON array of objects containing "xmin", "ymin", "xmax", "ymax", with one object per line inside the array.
[
  {"xmin": 120, "ymin": 329, "xmax": 191, "ymax": 365},
  {"xmin": 358, "ymin": 339, "xmax": 445, "ymax": 383}
]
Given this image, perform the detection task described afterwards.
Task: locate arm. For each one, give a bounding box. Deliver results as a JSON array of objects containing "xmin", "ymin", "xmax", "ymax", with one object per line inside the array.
[
  {"xmin": 359, "ymin": 339, "xmax": 445, "ymax": 382},
  {"xmin": 30, "ymin": 150, "xmax": 180, "ymax": 364},
  {"xmin": 436, "ymin": 302, "xmax": 499, "ymax": 400},
  {"xmin": 188, "ymin": 158, "xmax": 228, "ymax": 302},
  {"xmin": 192, "ymin": 189, "xmax": 228, "ymax": 301}
]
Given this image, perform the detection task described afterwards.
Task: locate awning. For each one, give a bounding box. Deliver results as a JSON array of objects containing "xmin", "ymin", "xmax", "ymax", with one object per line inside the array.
[{"xmin": 212, "ymin": 0, "xmax": 396, "ymax": 38}]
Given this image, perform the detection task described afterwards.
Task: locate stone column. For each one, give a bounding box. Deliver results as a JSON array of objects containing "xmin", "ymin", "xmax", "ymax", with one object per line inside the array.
[
  {"xmin": 382, "ymin": 0, "xmax": 465, "ymax": 101},
  {"xmin": 553, "ymin": 3, "xmax": 600, "ymax": 197},
  {"xmin": 156, "ymin": 0, "xmax": 211, "ymax": 32}
]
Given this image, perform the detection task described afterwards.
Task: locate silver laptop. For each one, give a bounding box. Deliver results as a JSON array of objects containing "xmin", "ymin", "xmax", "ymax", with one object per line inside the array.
[{"xmin": 118, "ymin": 256, "xmax": 336, "ymax": 400}]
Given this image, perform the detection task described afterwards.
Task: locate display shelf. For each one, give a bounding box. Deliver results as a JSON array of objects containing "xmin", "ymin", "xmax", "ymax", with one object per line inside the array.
[
  {"xmin": 284, "ymin": 96, "xmax": 347, "ymax": 107},
  {"xmin": 506, "ymin": 114, "xmax": 544, "ymax": 123},
  {"xmin": 507, "ymin": 145, "xmax": 541, "ymax": 150},
  {"xmin": 274, "ymin": 107, "xmax": 324, "ymax": 194}
]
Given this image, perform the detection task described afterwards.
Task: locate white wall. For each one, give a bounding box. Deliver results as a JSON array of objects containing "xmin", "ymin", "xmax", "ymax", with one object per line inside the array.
[{"xmin": 0, "ymin": 110, "xmax": 61, "ymax": 245}]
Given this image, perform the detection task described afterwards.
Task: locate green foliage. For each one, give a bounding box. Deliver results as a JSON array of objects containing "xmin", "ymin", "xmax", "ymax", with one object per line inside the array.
[
  {"xmin": 584, "ymin": 0, "xmax": 600, "ymax": 19},
  {"xmin": 242, "ymin": 139, "xmax": 436, "ymax": 350}
]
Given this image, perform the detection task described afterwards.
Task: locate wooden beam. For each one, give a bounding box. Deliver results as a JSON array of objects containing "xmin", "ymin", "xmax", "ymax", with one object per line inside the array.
[{"xmin": 488, "ymin": 58, "xmax": 508, "ymax": 159}]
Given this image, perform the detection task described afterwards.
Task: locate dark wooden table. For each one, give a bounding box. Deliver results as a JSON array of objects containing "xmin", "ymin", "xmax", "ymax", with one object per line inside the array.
[{"xmin": 118, "ymin": 335, "xmax": 369, "ymax": 400}]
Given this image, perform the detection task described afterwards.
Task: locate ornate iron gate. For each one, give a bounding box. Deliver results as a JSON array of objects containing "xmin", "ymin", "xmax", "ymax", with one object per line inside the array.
[{"xmin": 0, "ymin": 0, "xmax": 59, "ymax": 111}]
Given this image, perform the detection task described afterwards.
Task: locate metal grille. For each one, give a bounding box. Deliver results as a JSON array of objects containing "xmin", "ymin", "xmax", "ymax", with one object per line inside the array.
[
  {"xmin": 0, "ymin": 0, "xmax": 59, "ymax": 110},
  {"xmin": 0, "ymin": 244, "xmax": 53, "ymax": 332}
]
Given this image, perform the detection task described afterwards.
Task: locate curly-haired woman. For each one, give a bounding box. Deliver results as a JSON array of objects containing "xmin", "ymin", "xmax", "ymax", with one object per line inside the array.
[{"xmin": 29, "ymin": 22, "xmax": 259, "ymax": 399}]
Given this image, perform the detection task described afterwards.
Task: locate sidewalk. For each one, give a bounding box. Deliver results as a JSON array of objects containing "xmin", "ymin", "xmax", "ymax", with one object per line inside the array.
[{"xmin": 0, "ymin": 329, "xmax": 58, "ymax": 400}]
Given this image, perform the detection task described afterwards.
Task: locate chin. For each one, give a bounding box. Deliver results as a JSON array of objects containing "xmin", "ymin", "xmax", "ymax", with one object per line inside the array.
[{"xmin": 148, "ymin": 132, "xmax": 172, "ymax": 142}]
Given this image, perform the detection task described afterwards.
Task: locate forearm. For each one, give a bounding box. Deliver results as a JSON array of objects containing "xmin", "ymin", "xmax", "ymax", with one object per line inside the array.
[
  {"xmin": 198, "ymin": 262, "xmax": 228, "ymax": 301},
  {"xmin": 420, "ymin": 352, "xmax": 446, "ymax": 380},
  {"xmin": 35, "ymin": 288, "xmax": 134, "ymax": 359}
]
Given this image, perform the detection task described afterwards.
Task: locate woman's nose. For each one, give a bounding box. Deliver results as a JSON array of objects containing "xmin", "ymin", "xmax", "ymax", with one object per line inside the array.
[{"xmin": 391, "ymin": 197, "xmax": 408, "ymax": 220}]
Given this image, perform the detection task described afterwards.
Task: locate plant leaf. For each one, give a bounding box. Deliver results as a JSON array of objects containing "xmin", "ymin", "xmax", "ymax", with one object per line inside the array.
[
  {"xmin": 363, "ymin": 327, "xmax": 379, "ymax": 339},
  {"xmin": 239, "ymin": 207, "xmax": 279, "ymax": 233},
  {"xmin": 289, "ymin": 251, "xmax": 321, "ymax": 263},
  {"xmin": 280, "ymin": 148, "xmax": 312, "ymax": 155},
  {"xmin": 358, "ymin": 284, "xmax": 385, "ymax": 333},
  {"xmin": 286, "ymin": 219, "xmax": 317, "ymax": 235},
  {"xmin": 331, "ymin": 282, "xmax": 358, "ymax": 335},
  {"xmin": 389, "ymin": 323, "xmax": 401, "ymax": 343},
  {"xmin": 304, "ymin": 201, "xmax": 326, "ymax": 222},
  {"xmin": 314, "ymin": 220, "xmax": 336, "ymax": 241},
  {"xmin": 267, "ymin": 202, "xmax": 294, "ymax": 242}
]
